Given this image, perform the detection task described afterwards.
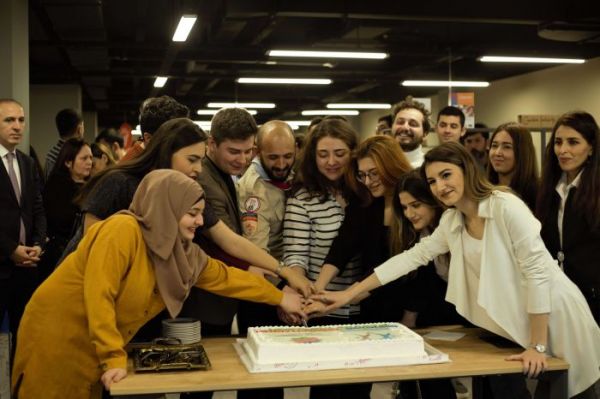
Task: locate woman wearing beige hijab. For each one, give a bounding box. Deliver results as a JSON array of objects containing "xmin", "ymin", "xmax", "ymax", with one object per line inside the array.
[{"xmin": 12, "ymin": 170, "xmax": 306, "ymax": 399}]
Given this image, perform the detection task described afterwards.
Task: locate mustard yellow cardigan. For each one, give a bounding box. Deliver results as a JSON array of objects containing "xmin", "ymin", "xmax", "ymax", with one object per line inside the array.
[{"xmin": 12, "ymin": 215, "xmax": 283, "ymax": 399}]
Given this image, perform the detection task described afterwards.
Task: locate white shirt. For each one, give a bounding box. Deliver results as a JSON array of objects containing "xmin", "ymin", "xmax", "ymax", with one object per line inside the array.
[
  {"xmin": 461, "ymin": 229, "xmax": 508, "ymax": 339},
  {"xmin": 0, "ymin": 143, "xmax": 22, "ymax": 191},
  {"xmin": 403, "ymin": 145, "xmax": 425, "ymax": 168},
  {"xmin": 554, "ymin": 170, "xmax": 582, "ymax": 248}
]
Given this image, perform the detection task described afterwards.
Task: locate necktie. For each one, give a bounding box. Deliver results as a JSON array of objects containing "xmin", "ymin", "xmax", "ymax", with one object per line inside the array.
[{"xmin": 6, "ymin": 152, "xmax": 27, "ymax": 245}]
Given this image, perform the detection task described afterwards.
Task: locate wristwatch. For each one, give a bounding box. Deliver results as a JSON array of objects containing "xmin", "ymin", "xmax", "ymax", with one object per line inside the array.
[{"xmin": 530, "ymin": 343, "xmax": 547, "ymax": 353}]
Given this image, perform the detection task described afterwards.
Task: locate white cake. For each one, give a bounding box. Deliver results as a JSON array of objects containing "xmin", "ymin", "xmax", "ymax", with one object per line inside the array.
[{"xmin": 244, "ymin": 322, "xmax": 426, "ymax": 365}]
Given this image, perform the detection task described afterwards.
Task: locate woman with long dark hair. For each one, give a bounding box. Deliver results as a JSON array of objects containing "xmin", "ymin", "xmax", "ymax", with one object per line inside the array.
[
  {"xmin": 487, "ymin": 122, "xmax": 539, "ymax": 211},
  {"xmin": 393, "ymin": 169, "xmax": 464, "ymax": 327},
  {"xmin": 283, "ymin": 118, "xmax": 367, "ymax": 399},
  {"xmin": 40, "ymin": 138, "xmax": 92, "ymax": 280},
  {"xmin": 537, "ymin": 111, "xmax": 600, "ymax": 324}
]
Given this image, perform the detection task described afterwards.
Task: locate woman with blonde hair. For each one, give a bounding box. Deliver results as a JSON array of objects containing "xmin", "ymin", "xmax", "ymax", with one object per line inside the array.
[{"xmin": 315, "ymin": 142, "xmax": 600, "ymax": 398}]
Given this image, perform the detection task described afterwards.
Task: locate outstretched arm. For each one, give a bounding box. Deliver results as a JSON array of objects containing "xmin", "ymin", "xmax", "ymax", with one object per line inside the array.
[
  {"xmin": 205, "ymin": 220, "xmax": 314, "ymax": 297},
  {"xmin": 311, "ymin": 273, "xmax": 383, "ymax": 314},
  {"xmin": 196, "ymin": 257, "xmax": 307, "ymax": 319}
]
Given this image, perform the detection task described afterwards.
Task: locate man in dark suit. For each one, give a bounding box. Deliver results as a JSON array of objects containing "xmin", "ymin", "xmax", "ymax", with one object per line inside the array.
[{"xmin": 0, "ymin": 99, "xmax": 46, "ymax": 347}]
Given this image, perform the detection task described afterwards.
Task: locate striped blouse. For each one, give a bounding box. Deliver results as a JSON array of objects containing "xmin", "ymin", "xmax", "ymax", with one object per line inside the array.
[{"xmin": 283, "ymin": 188, "xmax": 362, "ymax": 318}]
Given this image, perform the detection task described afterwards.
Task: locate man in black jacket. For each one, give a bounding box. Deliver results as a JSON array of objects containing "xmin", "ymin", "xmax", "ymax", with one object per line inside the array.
[{"xmin": 0, "ymin": 98, "xmax": 46, "ymax": 346}]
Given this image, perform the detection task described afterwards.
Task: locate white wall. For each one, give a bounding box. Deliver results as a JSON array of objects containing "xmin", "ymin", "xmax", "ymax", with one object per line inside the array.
[
  {"xmin": 477, "ymin": 57, "xmax": 600, "ymax": 127},
  {"xmin": 29, "ymin": 84, "xmax": 82, "ymax": 164},
  {"xmin": 0, "ymin": 0, "xmax": 30, "ymax": 152},
  {"xmin": 83, "ymin": 110, "xmax": 98, "ymax": 141},
  {"xmin": 359, "ymin": 110, "xmax": 390, "ymax": 140}
]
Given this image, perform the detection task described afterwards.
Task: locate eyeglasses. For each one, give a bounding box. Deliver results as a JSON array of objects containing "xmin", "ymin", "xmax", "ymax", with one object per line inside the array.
[{"xmin": 357, "ymin": 169, "xmax": 380, "ymax": 183}]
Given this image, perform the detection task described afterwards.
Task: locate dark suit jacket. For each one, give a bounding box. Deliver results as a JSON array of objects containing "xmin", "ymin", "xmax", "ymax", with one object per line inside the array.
[
  {"xmin": 198, "ymin": 157, "xmax": 242, "ymax": 234},
  {"xmin": 0, "ymin": 149, "xmax": 46, "ymax": 275},
  {"xmin": 183, "ymin": 156, "xmax": 242, "ymax": 325},
  {"xmin": 540, "ymin": 189, "xmax": 600, "ymax": 295}
]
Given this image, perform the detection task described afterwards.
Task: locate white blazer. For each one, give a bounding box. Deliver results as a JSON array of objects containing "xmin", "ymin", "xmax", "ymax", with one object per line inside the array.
[{"xmin": 375, "ymin": 190, "xmax": 600, "ymax": 397}]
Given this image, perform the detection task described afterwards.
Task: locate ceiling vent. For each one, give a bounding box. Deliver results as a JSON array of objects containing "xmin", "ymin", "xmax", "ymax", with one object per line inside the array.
[{"xmin": 538, "ymin": 21, "xmax": 600, "ymax": 43}]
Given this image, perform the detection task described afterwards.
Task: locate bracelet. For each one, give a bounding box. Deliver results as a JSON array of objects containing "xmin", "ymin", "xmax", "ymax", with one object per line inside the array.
[{"xmin": 275, "ymin": 261, "xmax": 287, "ymax": 276}]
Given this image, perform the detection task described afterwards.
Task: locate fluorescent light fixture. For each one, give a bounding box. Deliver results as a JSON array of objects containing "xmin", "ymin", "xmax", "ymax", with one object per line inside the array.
[
  {"xmin": 237, "ymin": 77, "xmax": 332, "ymax": 85},
  {"xmin": 302, "ymin": 110, "xmax": 359, "ymax": 116},
  {"xmin": 402, "ymin": 80, "xmax": 489, "ymax": 88},
  {"xmin": 207, "ymin": 102, "xmax": 276, "ymax": 109},
  {"xmin": 268, "ymin": 50, "xmax": 388, "ymax": 60},
  {"xmin": 327, "ymin": 103, "xmax": 391, "ymax": 109},
  {"xmin": 153, "ymin": 76, "xmax": 168, "ymax": 88},
  {"xmin": 197, "ymin": 109, "xmax": 257, "ymax": 115},
  {"xmin": 480, "ymin": 55, "xmax": 585, "ymax": 64},
  {"xmin": 172, "ymin": 15, "xmax": 197, "ymax": 42},
  {"xmin": 282, "ymin": 120, "xmax": 312, "ymax": 126},
  {"xmin": 193, "ymin": 121, "xmax": 212, "ymax": 130}
]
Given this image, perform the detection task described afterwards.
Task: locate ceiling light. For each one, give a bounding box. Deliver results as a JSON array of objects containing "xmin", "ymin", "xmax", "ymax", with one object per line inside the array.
[
  {"xmin": 207, "ymin": 102, "xmax": 276, "ymax": 109},
  {"xmin": 401, "ymin": 80, "xmax": 490, "ymax": 87},
  {"xmin": 479, "ymin": 55, "xmax": 585, "ymax": 64},
  {"xmin": 172, "ymin": 15, "xmax": 197, "ymax": 42},
  {"xmin": 268, "ymin": 50, "xmax": 388, "ymax": 60},
  {"xmin": 237, "ymin": 77, "xmax": 332, "ymax": 85},
  {"xmin": 327, "ymin": 103, "xmax": 391, "ymax": 109},
  {"xmin": 153, "ymin": 76, "xmax": 168, "ymax": 88},
  {"xmin": 282, "ymin": 120, "xmax": 312, "ymax": 126},
  {"xmin": 197, "ymin": 109, "xmax": 257, "ymax": 115},
  {"xmin": 301, "ymin": 110, "xmax": 359, "ymax": 116},
  {"xmin": 193, "ymin": 121, "xmax": 212, "ymax": 130}
]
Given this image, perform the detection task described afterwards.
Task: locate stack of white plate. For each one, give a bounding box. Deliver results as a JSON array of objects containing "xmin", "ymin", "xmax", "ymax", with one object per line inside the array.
[{"xmin": 161, "ymin": 318, "xmax": 201, "ymax": 344}]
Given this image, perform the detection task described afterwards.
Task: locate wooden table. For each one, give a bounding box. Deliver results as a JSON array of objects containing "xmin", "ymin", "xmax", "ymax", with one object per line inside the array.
[{"xmin": 111, "ymin": 326, "xmax": 569, "ymax": 398}]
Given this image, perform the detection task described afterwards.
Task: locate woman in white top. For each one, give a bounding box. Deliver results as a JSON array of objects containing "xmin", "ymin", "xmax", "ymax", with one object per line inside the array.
[{"xmin": 314, "ymin": 142, "xmax": 600, "ymax": 398}]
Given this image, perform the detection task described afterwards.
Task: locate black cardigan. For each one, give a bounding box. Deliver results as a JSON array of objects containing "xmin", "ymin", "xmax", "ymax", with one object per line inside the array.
[{"xmin": 324, "ymin": 196, "xmax": 388, "ymax": 275}]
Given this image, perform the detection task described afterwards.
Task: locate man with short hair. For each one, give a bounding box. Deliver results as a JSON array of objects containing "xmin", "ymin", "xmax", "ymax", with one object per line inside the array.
[
  {"xmin": 0, "ymin": 99, "xmax": 46, "ymax": 350},
  {"xmin": 201, "ymin": 108, "xmax": 257, "ymax": 230},
  {"xmin": 375, "ymin": 114, "xmax": 393, "ymax": 135},
  {"xmin": 95, "ymin": 128, "xmax": 126, "ymax": 161},
  {"xmin": 121, "ymin": 95, "xmax": 189, "ymax": 161},
  {"xmin": 463, "ymin": 124, "xmax": 490, "ymax": 171},
  {"xmin": 235, "ymin": 121, "xmax": 297, "ymax": 399},
  {"xmin": 45, "ymin": 108, "xmax": 84, "ymax": 178},
  {"xmin": 391, "ymin": 96, "xmax": 431, "ymax": 167},
  {"xmin": 436, "ymin": 105, "xmax": 466, "ymax": 144},
  {"xmin": 238, "ymin": 120, "xmax": 295, "ymax": 259},
  {"xmin": 186, "ymin": 108, "xmax": 257, "ymax": 340}
]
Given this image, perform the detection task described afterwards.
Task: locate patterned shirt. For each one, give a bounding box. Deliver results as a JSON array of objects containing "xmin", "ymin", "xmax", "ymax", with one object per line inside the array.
[
  {"xmin": 283, "ymin": 188, "xmax": 362, "ymax": 318},
  {"xmin": 45, "ymin": 138, "xmax": 65, "ymax": 179}
]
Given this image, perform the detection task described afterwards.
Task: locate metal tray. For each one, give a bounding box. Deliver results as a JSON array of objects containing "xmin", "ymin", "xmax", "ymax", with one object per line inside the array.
[{"xmin": 129, "ymin": 340, "xmax": 211, "ymax": 372}]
